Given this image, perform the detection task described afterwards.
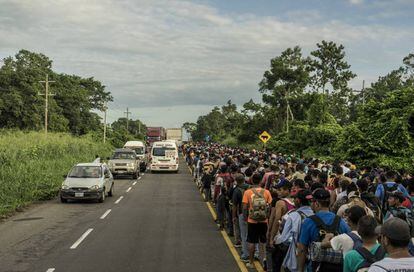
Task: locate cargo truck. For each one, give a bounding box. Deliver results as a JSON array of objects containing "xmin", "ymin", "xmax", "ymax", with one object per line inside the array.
[
  {"xmin": 166, "ymin": 128, "xmax": 183, "ymax": 145},
  {"xmin": 146, "ymin": 127, "xmax": 166, "ymax": 145}
]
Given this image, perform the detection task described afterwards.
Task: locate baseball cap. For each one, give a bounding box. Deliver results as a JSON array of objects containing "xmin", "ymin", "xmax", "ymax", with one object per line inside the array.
[
  {"xmin": 312, "ymin": 188, "xmax": 331, "ymax": 200},
  {"xmin": 274, "ymin": 179, "xmax": 291, "ymax": 189},
  {"xmin": 375, "ymin": 217, "xmax": 411, "ymax": 241}
]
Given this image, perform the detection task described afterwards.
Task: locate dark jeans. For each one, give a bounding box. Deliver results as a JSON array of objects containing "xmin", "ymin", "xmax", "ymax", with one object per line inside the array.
[
  {"xmin": 226, "ymin": 206, "xmax": 233, "ymax": 235},
  {"xmin": 273, "ymin": 243, "xmax": 289, "ymax": 272},
  {"xmin": 312, "ymin": 261, "xmax": 343, "ymax": 272}
]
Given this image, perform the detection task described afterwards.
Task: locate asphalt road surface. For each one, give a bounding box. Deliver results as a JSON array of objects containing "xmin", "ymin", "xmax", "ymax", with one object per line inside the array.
[{"xmin": 0, "ymin": 159, "xmax": 239, "ymax": 272}]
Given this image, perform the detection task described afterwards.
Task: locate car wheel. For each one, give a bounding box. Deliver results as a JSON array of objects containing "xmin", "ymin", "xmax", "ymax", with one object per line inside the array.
[
  {"xmin": 98, "ymin": 189, "xmax": 105, "ymax": 203},
  {"xmin": 60, "ymin": 197, "xmax": 68, "ymax": 203},
  {"xmin": 108, "ymin": 184, "xmax": 114, "ymax": 197},
  {"xmin": 132, "ymin": 172, "xmax": 138, "ymax": 179}
]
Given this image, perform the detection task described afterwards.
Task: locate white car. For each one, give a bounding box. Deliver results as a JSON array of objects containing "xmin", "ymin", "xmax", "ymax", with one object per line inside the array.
[
  {"xmin": 60, "ymin": 163, "xmax": 114, "ymax": 203},
  {"xmin": 150, "ymin": 141, "xmax": 179, "ymax": 172}
]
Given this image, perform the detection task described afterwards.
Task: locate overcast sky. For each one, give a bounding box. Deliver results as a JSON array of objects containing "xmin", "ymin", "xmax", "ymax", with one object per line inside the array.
[{"xmin": 0, "ymin": 0, "xmax": 413, "ymax": 127}]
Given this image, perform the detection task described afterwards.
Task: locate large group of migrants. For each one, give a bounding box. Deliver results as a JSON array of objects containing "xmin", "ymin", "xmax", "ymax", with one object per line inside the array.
[{"xmin": 183, "ymin": 143, "xmax": 414, "ymax": 272}]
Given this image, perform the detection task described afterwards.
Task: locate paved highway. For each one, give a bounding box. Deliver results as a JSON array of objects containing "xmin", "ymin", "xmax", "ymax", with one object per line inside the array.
[{"xmin": 0, "ymin": 159, "xmax": 241, "ymax": 272}]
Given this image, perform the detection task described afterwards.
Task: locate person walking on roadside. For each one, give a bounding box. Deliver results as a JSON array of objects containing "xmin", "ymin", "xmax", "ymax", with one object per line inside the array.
[
  {"xmin": 242, "ymin": 173, "xmax": 273, "ymax": 268},
  {"xmin": 281, "ymin": 189, "xmax": 314, "ymax": 272},
  {"xmin": 232, "ymin": 173, "xmax": 250, "ymax": 262}
]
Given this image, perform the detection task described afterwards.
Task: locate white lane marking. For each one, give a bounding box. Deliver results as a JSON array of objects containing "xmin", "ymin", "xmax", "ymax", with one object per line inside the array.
[
  {"xmin": 100, "ymin": 209, "xmax": 111, "ymax": 219},
  {"xmin": 126, "ymin": 187, "xmax": 132, "ymax": 193},
  {"xmin": 46, "ymin": 269, "xmax": 55, "ymax": 272},
  {"xmin": 70, "ymin": 228, "xmax": 93, "ymax": 249},
  {"xmin": 138, "ymin": 177, "xmax": 142, "ymax": 180},
  {"xmin": 115, "ymin": 196, "xmax": 124, "ymax": 204},
  {"xmin": 132, "ymin": 181, "xmax": 137, "ymax": 186}
]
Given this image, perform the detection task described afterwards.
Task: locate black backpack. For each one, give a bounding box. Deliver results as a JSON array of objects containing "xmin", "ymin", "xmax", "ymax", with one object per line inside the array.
[
  {"xmin": 355, "ymin": 246, "xmax": 386, "ymax": 271},
  {"xmin": 309, "ymin": 215, "xmax": 341, "ymax": 241}
]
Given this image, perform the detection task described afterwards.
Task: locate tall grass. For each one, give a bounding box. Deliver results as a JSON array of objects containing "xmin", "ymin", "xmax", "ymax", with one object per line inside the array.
[{"xmin": 0, "ymin": 131, "xmax": 113, "ymax": 217}]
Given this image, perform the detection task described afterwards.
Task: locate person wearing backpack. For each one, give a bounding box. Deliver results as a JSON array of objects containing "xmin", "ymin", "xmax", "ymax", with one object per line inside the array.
[
  {"xmin": 297, "ymin": 188, "xmax": 351, "ymax": 272},
  {"xmin": 343, "ymin": 215, "xmax": 386, "ymax": 272},
  {"xmin": 375, "ymin": 171, "xmax": 409, "ymax": 214},
  {"xmin": 242, "ymin": 173, "xmax": 273, "ymax": 268},
  {"xmin": 368, "ymin": 217, "xmax": 414, "ymax": 271},
  {"xmin": 357, "ymin": 179, "xmax": 382, "ymax": 223},
  {"xmin": 267, "ymin": 179, "xmax": 295, "ymax": 272},
  {"xmin": 232, "ymin": 173, "xmax": 250, "ymax": 262},
  {"xmin": 281, "ymin": 189, "xmax": 314, "ymax": 272},
  {"xmin": 323, "ymin": 206, "xmax": 366, "ymax": 257},
  {"xmin": 383, "ymin": 192, "xmax": 414, "ymax": 237}
]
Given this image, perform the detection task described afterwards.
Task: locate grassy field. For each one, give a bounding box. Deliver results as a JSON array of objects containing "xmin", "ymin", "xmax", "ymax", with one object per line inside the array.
[{"xmin": 0, "ymin": 131, "xmax": 113, "ymax": 217}]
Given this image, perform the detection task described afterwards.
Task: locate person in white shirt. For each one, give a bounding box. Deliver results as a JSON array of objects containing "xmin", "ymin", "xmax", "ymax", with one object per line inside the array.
[
  {"xmin": 368, "ymin": 217, "xmax": 414, "ymax": 271},
  {"xmin": 322, "ymin": 205, "xmax": 366, "ymax": 257}
]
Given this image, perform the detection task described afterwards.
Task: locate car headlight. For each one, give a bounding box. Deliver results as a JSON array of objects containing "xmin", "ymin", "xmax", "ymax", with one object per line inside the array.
[
  {"xmin": 89, "ymin": 185, "xmax": 100, "ymax": 190},
  {"xmin": 61, "ymin": 184, "xmax": 69, "ymax": 190}
]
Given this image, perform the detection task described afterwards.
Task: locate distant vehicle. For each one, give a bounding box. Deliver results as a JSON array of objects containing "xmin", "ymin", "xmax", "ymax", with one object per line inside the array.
[
  {"xmin": 166, "ymin": 128, "xmax": 183, "ymax": 145},
  {"xmin": 150, "ymin": 141, "xmax": 179, "ymax": 173},
  {"xmin": 146, "ymin": 127, "xmax": 166, "ymax": 145},
  {"xmin": 123, "ymin": 141, "xmax": 147, "ymax": 172},
  {"xmin": 108, "ymin": 148, "xmax": 140, "ymax": 179},
  {"xmin": 60, "ymin": 162, "xmax": 114, "ymax": 203}
]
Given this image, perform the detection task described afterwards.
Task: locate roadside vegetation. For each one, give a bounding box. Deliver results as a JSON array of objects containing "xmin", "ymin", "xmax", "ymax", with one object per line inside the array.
[
  {"xmin": 185, "ymin": 41, "xmax": 414, "ymax": 171},
  {"xmin": 0, "ymin": 131, "xmax": 114, "ymax": 217}
]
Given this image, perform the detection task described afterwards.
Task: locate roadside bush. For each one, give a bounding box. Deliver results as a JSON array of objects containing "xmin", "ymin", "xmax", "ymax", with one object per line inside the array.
[{"xmin": 0, "ymin": 131, "xmax": 113, "ymax": 217}]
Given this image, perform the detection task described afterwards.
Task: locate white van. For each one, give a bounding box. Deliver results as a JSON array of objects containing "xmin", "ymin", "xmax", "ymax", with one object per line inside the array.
[
  {"xmin": 123, "ymin": 141, "xmax": 147, "ymax": 172},
  {"xmin": 150, "ymin": 141, "xmax": 179, "ymax": 173}
]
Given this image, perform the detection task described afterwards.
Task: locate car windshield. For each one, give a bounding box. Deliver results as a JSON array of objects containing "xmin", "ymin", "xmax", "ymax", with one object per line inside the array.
[
  {"xmin": 133, "ymin": 147, "xmax": 144, "ymax": 155},
  {"xmin": 112, "ymin": 152, "xmax": 136, "ymax": 159},
  {"xmin": 68, "ymin": 166, "xmax": 102, "ymax": 178},
  {"xmin": 152, "ymin": 147, "xmax": 176, "ymax": 156}
]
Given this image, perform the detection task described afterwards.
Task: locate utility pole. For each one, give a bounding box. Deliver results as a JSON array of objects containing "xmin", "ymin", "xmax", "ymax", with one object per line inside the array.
[
  {"xmin": 124, "ymin": 107, "xmax": 131, "ymax": 131},
  {"xmin": 103, "ymin": 101, "xmax": 108, "ymax": 143},
  {"xmin": 38, "ymin": 74, "xmax": 55, "ymax": 135},
  {"xmin": 362, "ymin": 80, "xmax": 365, "ymax": 106}
]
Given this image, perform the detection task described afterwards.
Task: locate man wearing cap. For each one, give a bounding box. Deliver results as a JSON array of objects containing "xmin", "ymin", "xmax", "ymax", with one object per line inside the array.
[
  {"xmin": 297, "ymin": 188, "xmax": 350, "ymax": 272},
  {"xmin": 368, "ymin": 217, "xmax": 414, "ymax": 271}
]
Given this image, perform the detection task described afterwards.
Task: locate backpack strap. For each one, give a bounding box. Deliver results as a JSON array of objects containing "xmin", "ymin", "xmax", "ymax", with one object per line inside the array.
[
  {"xmin": 346, "ymin": 232, "xmax": 362, "ymax": 246},
  {"xmin": 327, "ymin": 215, "xmax": 341, "ymax": 233},
  {"xmin": 356, "ymin": 247, "xmax": 376, "ymax": 264},
  {"xmin": 373, "ymin": 245, "xmax": 386, "ymax": 260},
  {"xmin": 309, "ymin": 215, "xmax": 326, "ymax": 229},
  {"xmin": 297, "ymin": 210, "xmax": 307, "ymax": 220},
  {"xmin": 252, "ymin": 188, "xmax": 264, "ymax": 198}
]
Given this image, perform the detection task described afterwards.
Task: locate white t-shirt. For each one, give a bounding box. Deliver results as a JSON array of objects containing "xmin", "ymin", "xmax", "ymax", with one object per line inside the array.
[
  {"xmin": 330, "ymin": 231, "xmax": 360, "ymax": 257},
  {"xmin": 368, "ymin": 257, "xmax": 414, "ymax": 271}
]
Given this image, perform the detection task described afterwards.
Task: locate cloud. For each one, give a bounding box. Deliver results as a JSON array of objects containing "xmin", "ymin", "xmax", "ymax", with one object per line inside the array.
[
  {"xmin": 349, "ymin": 0, "xmax": 364, "ymax": 5},
  {"xmin": 0, "ymin": 0, "xmax": 412, "ymax": 126}
]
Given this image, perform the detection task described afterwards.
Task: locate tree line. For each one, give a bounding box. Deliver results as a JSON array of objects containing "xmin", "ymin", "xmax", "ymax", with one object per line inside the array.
[
  {"xmin": 0, "ymin": 49, "xmax": 146, "ymax": 147},
  {"xmin": 185, "ymin": 41, "xmax": 414, "ymax": 171}
]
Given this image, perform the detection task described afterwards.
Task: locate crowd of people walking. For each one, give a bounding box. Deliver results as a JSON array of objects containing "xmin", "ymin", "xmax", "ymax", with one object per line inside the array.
[{"xmin": 183, "ymin": 143, "xmax": 414, "ymax": 272}]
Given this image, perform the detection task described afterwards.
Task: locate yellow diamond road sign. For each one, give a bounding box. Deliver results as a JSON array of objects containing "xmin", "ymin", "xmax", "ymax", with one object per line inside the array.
[{"xmin": 259, "ymin": 131, "xmax": 271, "ymax": 144}]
